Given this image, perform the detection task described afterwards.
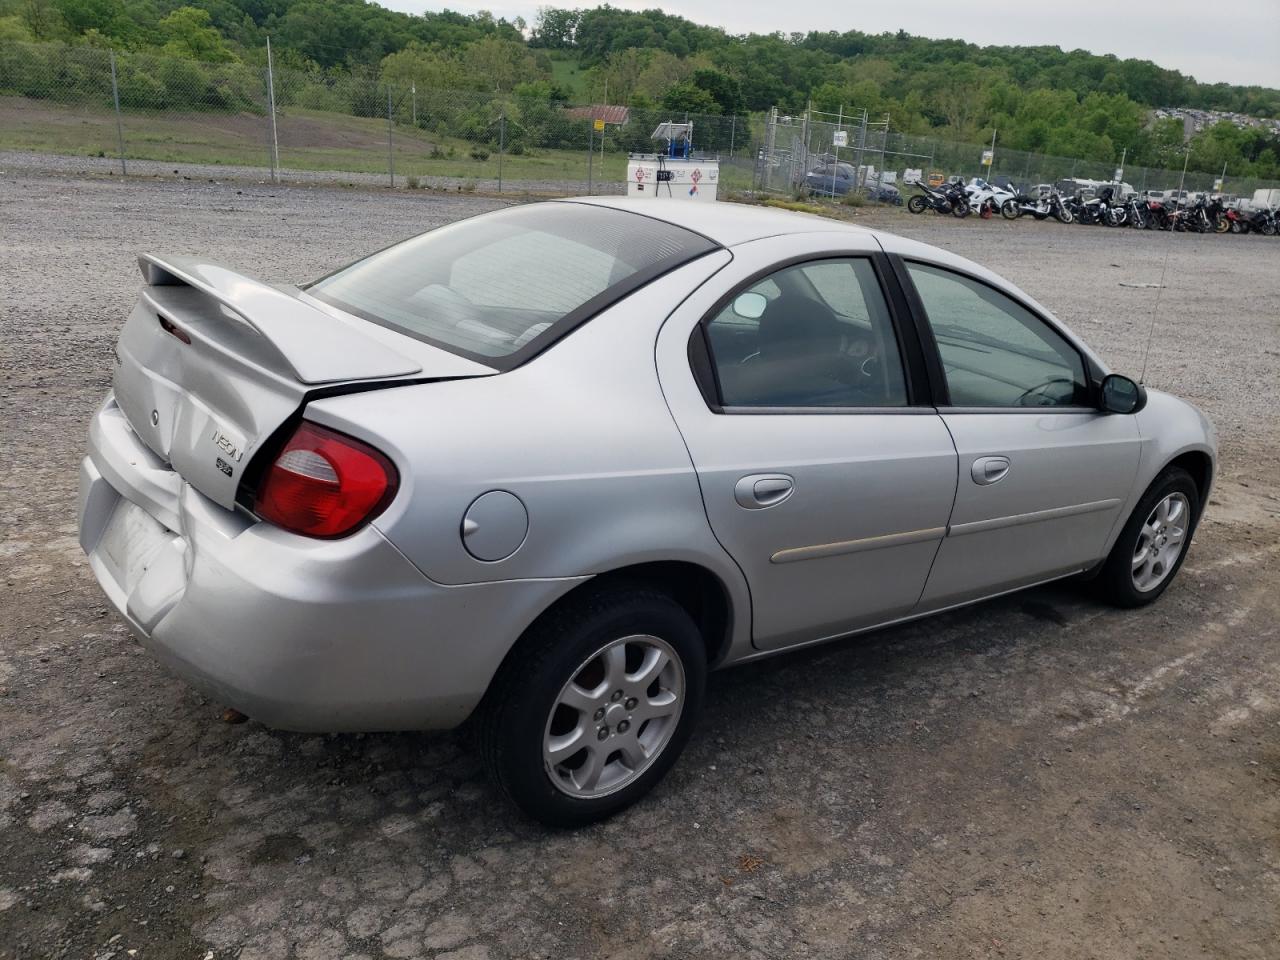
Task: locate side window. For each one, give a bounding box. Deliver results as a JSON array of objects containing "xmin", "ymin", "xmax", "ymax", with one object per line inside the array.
[
  {"xmin": 702, "ymin": 258, "xmax": 908, "ymax": 408},
  {"xmin": 904, "ymin": 262, "xmax": 1089, "ymax": 408}
]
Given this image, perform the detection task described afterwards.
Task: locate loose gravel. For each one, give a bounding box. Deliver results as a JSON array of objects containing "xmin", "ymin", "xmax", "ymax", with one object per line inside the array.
[{"xmin": 2, "ymin": 174, "xmax": 1279, "ymax": 960}]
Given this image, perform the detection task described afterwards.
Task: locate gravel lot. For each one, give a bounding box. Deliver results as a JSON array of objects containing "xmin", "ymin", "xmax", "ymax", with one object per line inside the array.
[{"xmin": 2, "ymin": 173, "xmax": 1279, "ymax": 960}]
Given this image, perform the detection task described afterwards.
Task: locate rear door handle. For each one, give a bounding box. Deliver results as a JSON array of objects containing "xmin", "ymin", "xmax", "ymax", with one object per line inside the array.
[
  {"xmin": 734, "ymin": 474, "xmax": 795, "ymax": 509},
  {"xmin": 971, "ymin": 456, "xmax": 1010, "ymax": 485}
]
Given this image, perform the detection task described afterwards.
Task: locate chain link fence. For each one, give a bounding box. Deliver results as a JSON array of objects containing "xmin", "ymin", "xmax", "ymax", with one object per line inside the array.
[
  {"xmin": 758, "ymin": 106, "xmax": 1280, "ymax": 206},
  {"xmin": 0, "ymin": 40, "xmax": 758, "ymax": 194},
  {"xmin": 3, "ymin": 40, "xmax": 1277, "ymax": 203}
]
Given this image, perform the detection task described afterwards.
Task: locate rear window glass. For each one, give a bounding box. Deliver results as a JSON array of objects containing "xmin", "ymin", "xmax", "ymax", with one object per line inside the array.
[{"xmin": 308, "ymin": 203, "xmax": 715, "ymax": 366}]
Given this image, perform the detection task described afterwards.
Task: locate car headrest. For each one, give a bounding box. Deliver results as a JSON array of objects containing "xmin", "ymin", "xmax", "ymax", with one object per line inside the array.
[{"xmin": 757, "ymin": 292, "xmax": 842, "ymax": 356}]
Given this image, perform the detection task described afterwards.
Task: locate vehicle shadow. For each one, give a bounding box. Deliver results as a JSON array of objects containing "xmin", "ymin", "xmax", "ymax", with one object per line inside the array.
[{"xmin": 208, "ymin": 578, "xmax": 1106, "ymax": 841}]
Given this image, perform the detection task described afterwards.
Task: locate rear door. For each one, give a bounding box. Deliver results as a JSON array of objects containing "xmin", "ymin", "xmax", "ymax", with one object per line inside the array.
[
  {"xmin": 892, "ymin": 257, "xmax": 1142, "ymax": 608},
  {"xmin": 656, "ymin": 233, "xmax": 958, "ymax": 651}
]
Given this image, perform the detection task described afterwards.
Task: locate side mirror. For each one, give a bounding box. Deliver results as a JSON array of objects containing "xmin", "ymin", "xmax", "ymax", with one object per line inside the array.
[{"xmin": 1099, "ymin": 373, "xmax": 1146, "ymax": 414}]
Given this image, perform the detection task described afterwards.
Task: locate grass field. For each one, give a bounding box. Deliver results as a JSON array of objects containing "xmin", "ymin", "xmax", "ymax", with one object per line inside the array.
[
  {"xmin": 548, "ymin": 51, "xmax": 594, "ymax": 102},
  {"xmin": 0, "ymin": 95, "xmax": 756, "ymax": 190}
]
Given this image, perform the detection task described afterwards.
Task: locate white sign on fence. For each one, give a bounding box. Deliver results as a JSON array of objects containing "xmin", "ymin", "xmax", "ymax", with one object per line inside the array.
[
  {"xmin": 833, "ymin": 130, "xmax": 849, "ymax": 148},
  {"xmin": 903, "ymin": 168, "xmax": 923, "ymax": 184},
  {"xmin": 1114, "ymin": 167, "xmax": 1124, "ymax": 181}
]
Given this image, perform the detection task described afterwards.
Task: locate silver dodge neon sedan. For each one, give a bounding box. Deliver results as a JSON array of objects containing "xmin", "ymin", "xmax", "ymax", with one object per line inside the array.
[{"xmin": 79, "ymin": 199, "xmax": 1215, "ymax": 825}]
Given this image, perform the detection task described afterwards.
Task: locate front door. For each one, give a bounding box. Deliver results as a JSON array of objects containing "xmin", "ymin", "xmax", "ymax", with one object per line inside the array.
[
  {"xmin": 656, "ymin": 236, "xmax": 958, "ymax": 650},
  {"xmin": 895, "ymin": 259, "xmax": 1142, "ymax": 609}
]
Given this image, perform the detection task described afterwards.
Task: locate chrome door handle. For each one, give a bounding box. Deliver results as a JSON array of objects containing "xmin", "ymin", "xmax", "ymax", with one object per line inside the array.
[
  {"xmin": 971, "ymin": 456, "xmax": 1010, "ymax": 485},
  {"xmin": 734, "ymin": 474, "xmax": 795, "ymax": 509}
]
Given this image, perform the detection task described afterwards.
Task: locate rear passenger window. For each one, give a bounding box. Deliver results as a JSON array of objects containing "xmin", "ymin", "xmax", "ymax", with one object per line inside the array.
[{"xmin": 702, "ymin": 258, "xmax": 907, "ymax": 408}]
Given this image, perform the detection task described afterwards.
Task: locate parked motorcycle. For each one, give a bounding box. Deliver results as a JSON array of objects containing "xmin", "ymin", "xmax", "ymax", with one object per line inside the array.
[
  {"xmin": 1067, "ymin": 191, "xmax": 1109, "ymax": 225},
  {"xmin": 965, "ymin": 178, "xmax": 1016, "ymax": 219},
  {"xmin": 1247, "ymin": 206, "xmax": 1278, "ymax": 235},
  {"xmin": 1223, "ymin": 207, "xmax": 1249, "ymax": 233},
  {"xmin": 1124, "ymin": 194, "xmax": 1148, "ymax": 229},
  {"xmin": 907, "ymin": 181, "xmax": 965, "ymax": 216}
]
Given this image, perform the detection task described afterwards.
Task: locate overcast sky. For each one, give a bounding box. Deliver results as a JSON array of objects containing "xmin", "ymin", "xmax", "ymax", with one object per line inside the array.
[{"xmin": 379, "ymin": 0, "xmax": 1279, "ymax": 90}]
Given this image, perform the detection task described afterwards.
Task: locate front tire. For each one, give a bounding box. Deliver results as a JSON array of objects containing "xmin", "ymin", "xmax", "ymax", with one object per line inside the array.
[
  {"xmin": 1097, "ymin": 467, "xmax": 1199, "ymax": 608},
  {"xmin": 907, "ymin": 195, "xmax": 927, "ymax": 214},
  {"xmin": 478, "ymin": 584, "xmax": 706, "ymax": 827},
  {"xmin": 1001, "ymin": 199, "xmax": 1019, "ymax": 219}
]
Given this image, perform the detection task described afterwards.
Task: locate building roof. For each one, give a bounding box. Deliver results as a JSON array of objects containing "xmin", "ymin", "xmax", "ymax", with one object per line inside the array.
[{"xmin": 564, "ymin": 104, "xmax": 631, "ymax": 125}]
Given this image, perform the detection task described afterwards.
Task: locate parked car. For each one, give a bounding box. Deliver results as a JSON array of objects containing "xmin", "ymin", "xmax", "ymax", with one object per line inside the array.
[
  {"xmin": 79, "ymin": 199, "xmax": 1216, "ymax": 826},
  {"xmin": 804, "ymin": 161, "xmax": 856, "ymax": 196},
  {"xmin": 863, "ymin": 179, "xmax": 903, "ymax": 204},
  {"xmin": 805, "ymin": 163, "xmax": 902, "ymax": 204}
]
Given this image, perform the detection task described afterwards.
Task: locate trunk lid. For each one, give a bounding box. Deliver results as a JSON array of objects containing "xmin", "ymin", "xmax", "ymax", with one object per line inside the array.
[{"xmin": 113, "ymin": 254, "xmax": 492, "ymax": 510}]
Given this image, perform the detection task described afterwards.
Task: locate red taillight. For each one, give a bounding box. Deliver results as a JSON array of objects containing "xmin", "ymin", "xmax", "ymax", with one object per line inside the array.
[{"xmin": 254, "ymin": 421, "xmax": 398, "ymax": 538}]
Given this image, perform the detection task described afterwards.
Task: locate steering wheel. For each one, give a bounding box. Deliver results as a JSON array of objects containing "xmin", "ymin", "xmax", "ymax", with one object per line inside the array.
[{"xmin": 1014, "ymin": 377, "xmax": 1076, "ymax": 407}]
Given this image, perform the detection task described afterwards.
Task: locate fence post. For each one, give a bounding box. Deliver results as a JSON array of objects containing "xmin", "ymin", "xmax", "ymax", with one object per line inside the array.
[
  {"xmin": 497, "ymin": 110, "xmax": 505, "ymax": 194},
  {"xmin": 387, "ymin": 84, "xmax": 395, "ymax": 188},
  {"xmin": 877, "ymin": 113, "xmax": 888, "ymax": 203},
  {"xmin": 412, "ymin": 82, "xmax": 417, "ymax": 127},
  {"xmin": 587, "ymin": 121, "xmax": 594, "ymax": 195},
  {"xmin": 265, "ymin": 36, "xmax": 280, "ymax": 183},
  {"xmin": 108, "ymin": 50, "xmax": 127, "ymax": 176},
  {"xmin": 853, "ymin": 109, "xmax": 867, "ymax": 188},
  {"xmin": 729, "ymin": 115, "xmax": 735, "ymax": 159}
]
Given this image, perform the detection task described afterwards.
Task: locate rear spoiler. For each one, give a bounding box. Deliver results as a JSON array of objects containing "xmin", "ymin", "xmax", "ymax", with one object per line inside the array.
[{"xmin": 139, "ymin": 254, "xmax": 422, "ymax": 385}]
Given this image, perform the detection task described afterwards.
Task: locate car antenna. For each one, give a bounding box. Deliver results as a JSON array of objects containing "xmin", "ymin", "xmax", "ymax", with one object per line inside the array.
[{"xmin": 1139, "ymin": 146, "xmax": 1191, "ymax": 385}]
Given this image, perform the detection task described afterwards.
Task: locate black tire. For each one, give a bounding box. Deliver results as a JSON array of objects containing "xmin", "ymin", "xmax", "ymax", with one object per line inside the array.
[
  {"xmin": 477, "ymin": 584, "xmax": 707, "ymax": 827},
  {"xmin": 952, "ymin": 202, "xmax": 970, "ymax": 218},
  {"xmin": 1000, "ymin": 198, "xmax": 1019, "ymax": 220},
  {"xmin": 907, "ymin": 195, "xmax": 927, "ymax": 215},
  {"xmin": 1056, "ymin": 208, "xmax": 1073, "ymax": 224},
  {"xmin": 1097, "ymin": 467, "xmax": 1200, "ymax": 608}
]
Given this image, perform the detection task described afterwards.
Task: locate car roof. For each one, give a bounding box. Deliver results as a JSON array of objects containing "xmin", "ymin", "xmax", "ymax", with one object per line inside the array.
[
  {"xmin": 565, "ymin": 196, "xmax": 866, "ymax": 247},
  {"xmin": 554, "ymin": 197, "xmax": 1108, "ymax": 375}
]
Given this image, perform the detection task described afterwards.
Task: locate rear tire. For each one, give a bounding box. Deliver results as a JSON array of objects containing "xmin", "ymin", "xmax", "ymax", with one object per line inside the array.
[
  {"xmin": 1056, "ymin": 208, "xmax": 1073, "ymax": 224},
  {"xmin": 952, "ymin": 202, "xmax": 970, "ymax": 218},
  {"xmin": 477, "ymin": 584, "xmax": 706, "ymax": 827},
  {"xmin": 1097, "ymin": 467, "xmax": 1199, "ymax": 608}
]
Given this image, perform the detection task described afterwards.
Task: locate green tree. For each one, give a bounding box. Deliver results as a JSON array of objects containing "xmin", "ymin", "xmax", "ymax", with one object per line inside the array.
[
  {"xmin": 159, "ymin": 7, "xmax": 235, "ymax": 62},
  {"xmin": 660, "ymin": 78, "xmax": 718, "ymax": 116}
]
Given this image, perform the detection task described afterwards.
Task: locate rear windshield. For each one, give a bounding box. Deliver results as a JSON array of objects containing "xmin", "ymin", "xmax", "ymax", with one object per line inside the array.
[{"xmin": 308, "ymin": 203, "xmax": 716, "ymax": 368}]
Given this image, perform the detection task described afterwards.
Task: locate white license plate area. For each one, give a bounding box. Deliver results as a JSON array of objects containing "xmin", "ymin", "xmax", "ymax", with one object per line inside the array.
[{"xmin": 98, "ymin": 498, "xmax": 172, "ymax": 595}]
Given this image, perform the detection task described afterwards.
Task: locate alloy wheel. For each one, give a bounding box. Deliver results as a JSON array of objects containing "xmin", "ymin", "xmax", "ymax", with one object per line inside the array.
[
  {"xmin": 542, "ymin": 635, "xmax": 685, "ymax": 799},
  {"xmin": 1131, "ymin": 492, "xmax": 1190, "ymax": 592}
]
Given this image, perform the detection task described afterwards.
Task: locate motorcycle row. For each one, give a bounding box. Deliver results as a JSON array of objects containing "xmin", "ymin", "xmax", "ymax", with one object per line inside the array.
[{"xmin": 906, "ymin": 179, "xmax": 1280, "ymax": 235}]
